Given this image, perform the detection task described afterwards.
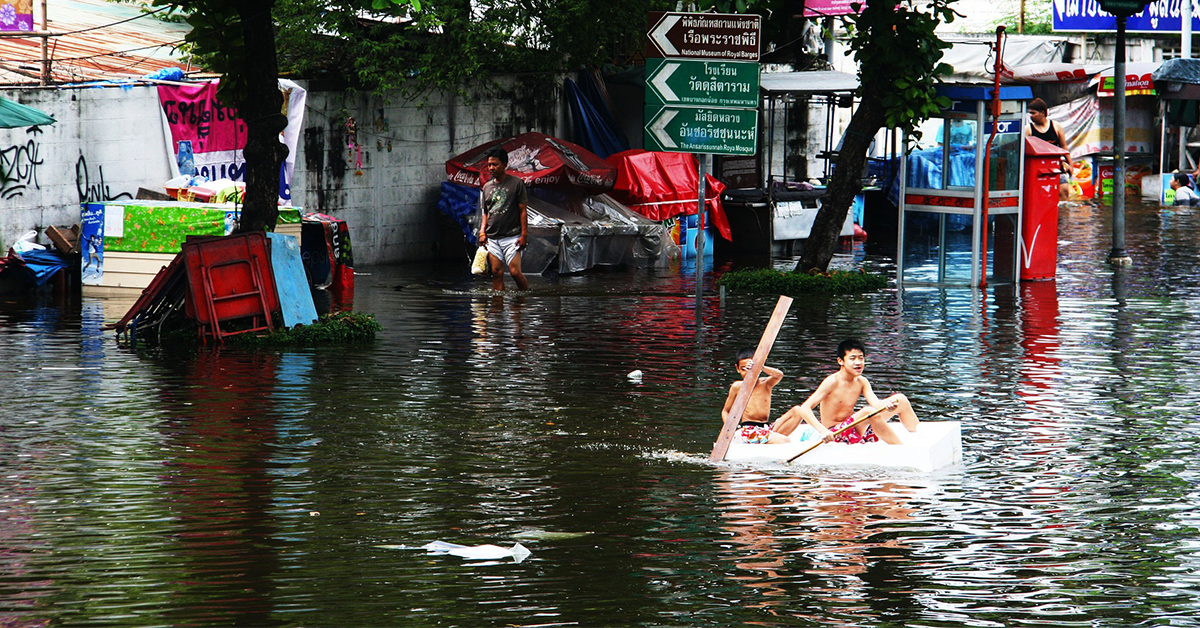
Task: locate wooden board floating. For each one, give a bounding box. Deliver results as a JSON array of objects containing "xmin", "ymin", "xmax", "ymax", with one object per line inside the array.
[
  {"xmin": 709, "ymin": 295, "xmax": 793, "ymax": 462},
  {"xmin": 723, "ymin": 421, "xmax": 963, "ymax": 473}
]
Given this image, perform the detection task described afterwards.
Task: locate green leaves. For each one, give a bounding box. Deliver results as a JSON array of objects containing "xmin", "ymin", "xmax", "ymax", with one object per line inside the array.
[
  {"xmin": 844, "ymin": 0, "xmax": 959, "ymax": 141},
  {"xmin": 717, "ymin": 268, "xmax": 890, "ymax": 296}
]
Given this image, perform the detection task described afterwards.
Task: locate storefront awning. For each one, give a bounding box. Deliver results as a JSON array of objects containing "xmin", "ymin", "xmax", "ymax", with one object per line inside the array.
[
  {"xmin": 759, "ymin": 71, "xmax": 858, "ymax": 95},
  {"xmin": 0, "ymin": 96, "xmax": 55, "ymax": 128}
]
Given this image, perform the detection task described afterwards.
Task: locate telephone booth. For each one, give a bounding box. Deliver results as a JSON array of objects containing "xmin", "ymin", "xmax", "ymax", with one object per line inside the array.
[{"xmin": 898, "ymin": 85, "xmax": 1032, "ymax": 286}]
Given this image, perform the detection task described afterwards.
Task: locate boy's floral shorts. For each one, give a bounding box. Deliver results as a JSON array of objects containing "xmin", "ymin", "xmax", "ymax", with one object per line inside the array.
[{"xmin": 738, "ymin": 424, "xmax": 772, "ymax": 444}]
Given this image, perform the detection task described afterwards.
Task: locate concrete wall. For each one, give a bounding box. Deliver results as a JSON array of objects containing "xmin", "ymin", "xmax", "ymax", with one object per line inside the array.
[
  {"xmin": 1, "ymin": 75, "xmax": 562, "ymax": 265},
  {"xmin": 1, "ymin": 87, "xmax": 173, "ymax": 249},
  {"xmin": 292, "ymin": 76, "xmax": 562, "ymax": 264}
]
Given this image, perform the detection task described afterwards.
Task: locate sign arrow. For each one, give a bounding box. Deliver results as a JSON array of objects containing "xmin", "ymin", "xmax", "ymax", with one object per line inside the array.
[
  {"xmin": 649, "ymin": 61, "xmax": 679, "ymax": 102},
  {"xmin": 648, "ymin": 108, "xmax": 679, "ymax": 149},
  {"xmin": 649, "ymin": 14, "xmax": 681, "ymax": 56}
]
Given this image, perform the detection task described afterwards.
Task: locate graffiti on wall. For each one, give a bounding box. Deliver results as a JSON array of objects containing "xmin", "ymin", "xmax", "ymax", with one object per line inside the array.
[
  {"xmin": 0, "ymin": 126, "xmax": 43, "ymax": 200},
  {"xmin": 75, "ymin": 154, "xmax": 133, "ymax": 204}
]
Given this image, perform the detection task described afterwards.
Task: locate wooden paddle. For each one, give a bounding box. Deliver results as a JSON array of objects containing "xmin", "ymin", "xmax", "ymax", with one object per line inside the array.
[
  {"xmin": 709, "ymin": 295, "xmax": 793, "ymax": 462},
  {"xmin": 785, "ymin": 405, "xmax": 891, "ymax": 463}
]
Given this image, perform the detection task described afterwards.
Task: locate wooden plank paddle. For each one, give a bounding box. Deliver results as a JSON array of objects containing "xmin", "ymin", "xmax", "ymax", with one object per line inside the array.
[
  {"xmin": 709, "ymin": 295, "xmax": 793, "ymax": 462},
  {"xmin": 785, "ymin": 405, "xmax": 890, "ymax": 464}
]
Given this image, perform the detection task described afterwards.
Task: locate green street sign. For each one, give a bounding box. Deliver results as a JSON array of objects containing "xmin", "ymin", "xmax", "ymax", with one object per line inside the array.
[
  {"xmin": 645, "ymin": 58, "xmax": 760, "ymax": 108},
  {"xmin": 644, "ymin": 105, "xmax": 758, "ymax": 156}
]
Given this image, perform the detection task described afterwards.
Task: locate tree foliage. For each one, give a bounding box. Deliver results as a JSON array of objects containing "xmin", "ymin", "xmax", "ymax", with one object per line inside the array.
[
  {"xmin": 797, "ymin": 0, "xmax": 957, "ymax": 273},
  {"xmin": 992, "ymin": 0, "xmax": 1053, "ymax": 35},
  {"xmin": 273, "ymin": 0, "xmax": 674, "ymax": 98}
]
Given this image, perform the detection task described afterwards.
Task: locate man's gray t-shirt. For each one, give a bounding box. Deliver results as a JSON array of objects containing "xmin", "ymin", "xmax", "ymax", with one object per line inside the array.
[{"xmin": 482, "ymin": 176, "xmax": 528, "ymax": 239}]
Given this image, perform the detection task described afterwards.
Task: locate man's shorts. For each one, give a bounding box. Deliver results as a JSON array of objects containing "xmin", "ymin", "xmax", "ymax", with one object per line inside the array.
[
  {"xmin": 1059, "ymin": 173, "xmax": 1070, "ymax": 185},
  {"xmin": 486, "ymin": 235, "xmax": 522, "ymax": 265},
  {"xmin": 737, "ymin": 423, "xmax": 772, "ymax": 444},
  {"xmin": 832, "ymin": 415, "xmax": 879, "ymax": 444}
]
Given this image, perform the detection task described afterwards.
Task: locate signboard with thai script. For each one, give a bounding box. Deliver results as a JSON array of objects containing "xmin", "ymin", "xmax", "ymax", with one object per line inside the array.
[
  {"xmin": 803, "ymin": 0, "xmax": 863, "ymax": 18},
  {"xmin": 645, "ymin": 58, "xmax": 760, "ymax": 109},
  {"xmin": 0, "ymin": 0, "xmax": 33, "ymax": 32},
  {"xmin": 157, "ymin": 79, "xmax": 307, "ymax": 204},
  {"xmin": 645, "ymin": 11, "xmax": 761, "ymax": 61},
  {"xmin": 644, "ymin": 106, "xmax": 758, "ymax": 156},
  {"xmin": 1053, "ymin": 0, "xmax": 1197, "ymax": 32}
]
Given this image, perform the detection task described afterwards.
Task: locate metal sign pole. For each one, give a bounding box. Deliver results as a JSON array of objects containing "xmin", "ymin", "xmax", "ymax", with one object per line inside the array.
[
  {"xmin": 696, "ymin": 153, "xmax": 708, "ymax": 313},
  {"xmin": 1110, "ymin": 15, "xmax": 1131, "ymax": 265}
]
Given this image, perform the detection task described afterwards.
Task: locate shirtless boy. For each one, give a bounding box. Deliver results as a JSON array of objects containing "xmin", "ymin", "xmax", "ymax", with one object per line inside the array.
[
  {"xmin": 773, "ymin": 338, "xmax": 918, "ymax": 445},
  {"xmin": 721, "ymin": 348, "xmax": 791, "ymax": 444}
]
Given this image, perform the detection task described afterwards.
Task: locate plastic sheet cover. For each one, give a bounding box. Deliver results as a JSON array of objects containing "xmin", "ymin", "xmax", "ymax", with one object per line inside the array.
[
  {"xmin": 437, "ymin": 182, "xmax": 678, "ymax": 275},
  {"xmin": 605, "ymin": 149, "xmax": 732, "ymax": 240},
  {"xmin": 527, "ymin": 194, "xmax": 679, "ymax": 274}
]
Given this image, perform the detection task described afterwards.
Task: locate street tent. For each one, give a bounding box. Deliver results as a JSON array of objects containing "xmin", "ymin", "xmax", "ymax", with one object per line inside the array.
[
  {"xmin": 445, "ymin": 131, "xmax": 616, "ymax": 191},
  {"xmin": 0, "ymin": 96, "xmax": 55, "ymax": 128},
  {"xmin": 605, "ymin": 149, "xmax": 732, "ymax": 241}
]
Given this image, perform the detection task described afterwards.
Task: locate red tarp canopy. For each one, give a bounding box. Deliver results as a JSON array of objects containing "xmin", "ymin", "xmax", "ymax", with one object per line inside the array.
[
  {"xmin": 605, "ymin": 149, "xmax": 731, "ymax": 241},
  {"xmin": 446, "ymin": 132, "xmax": 616, "ymax": 191}
]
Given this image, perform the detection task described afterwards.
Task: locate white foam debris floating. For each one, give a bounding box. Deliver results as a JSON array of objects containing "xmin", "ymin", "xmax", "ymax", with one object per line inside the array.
[{"xmin": 723, "ymin": 421, "xmax": 963, "ymax": 472}]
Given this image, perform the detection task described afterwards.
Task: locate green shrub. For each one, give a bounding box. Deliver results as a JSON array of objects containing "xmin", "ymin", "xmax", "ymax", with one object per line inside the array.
[
  {"xmin": 716, "ymin": 268, "xmax": 889, "ymax": 295},
  {"xmin": 228, "ymin": 311, "xmax": 382, "ymax": 347}
]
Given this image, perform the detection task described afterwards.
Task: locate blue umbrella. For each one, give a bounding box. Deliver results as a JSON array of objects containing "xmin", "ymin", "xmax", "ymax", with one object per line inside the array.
[{"xmin": 0, "ymin": 96, "xmax": 55, "ymax": 128}]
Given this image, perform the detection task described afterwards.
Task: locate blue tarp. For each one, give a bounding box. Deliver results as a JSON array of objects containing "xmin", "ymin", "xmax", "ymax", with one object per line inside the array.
[
  {"xmin": 565, "ymin": 73, "xmax": 628, "ymax": 159},
  {"xmin": 11, "ymin": 249, "xmax": 69, "ymax": 286},
  {"xmin": 438, "ymin": 181, "xmax": 480, "ymax": 245},
  {"xmin": 906, "ymin": 146, "xmax": 977, "ymax": 190}
]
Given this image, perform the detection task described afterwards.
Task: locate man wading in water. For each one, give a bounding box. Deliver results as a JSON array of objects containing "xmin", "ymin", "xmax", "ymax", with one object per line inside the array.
[{"xmin": 477, "ymin": 147, "xmax": 530, "ymax": 291}]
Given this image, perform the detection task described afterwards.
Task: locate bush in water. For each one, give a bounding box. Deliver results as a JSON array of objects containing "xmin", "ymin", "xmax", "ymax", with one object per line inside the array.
[{"xmin": 716, "ymin": 268, "xmax": 888, "ymax": 296}]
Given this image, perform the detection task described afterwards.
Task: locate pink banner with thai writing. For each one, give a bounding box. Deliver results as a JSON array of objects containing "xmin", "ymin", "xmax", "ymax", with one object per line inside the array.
[
  {"xmin": 159, "ymin": 81, "xmax": 248, "ymax": 182},
  {"xmin": 158, "ymin": 80, "xmax": 307, "ymax": 204},
  {"xmin": 0, "ymin": 0, "xmax": 34, "ymax": 32},
  {"xmin": 803, "ymin": 0, "xmax": 861, "ymax": 18}
]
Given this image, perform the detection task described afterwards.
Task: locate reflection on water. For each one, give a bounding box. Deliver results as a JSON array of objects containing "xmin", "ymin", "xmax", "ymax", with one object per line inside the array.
[{"xmin": 5, "ymin": 199, "xmax": 1200, "ymax": 626}]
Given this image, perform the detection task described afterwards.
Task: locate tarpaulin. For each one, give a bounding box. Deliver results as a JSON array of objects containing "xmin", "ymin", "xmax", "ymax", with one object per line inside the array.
[
  {"xmin": 5, "ymin": 249, "xmax": 68, "ymax": 286},
  {"xmin": 1051, "ymin": 94, "xmax": 1153, "ymax": 158},
  {"xmin": 565, "ymin": 72, "xmax": 628, "ymax": 159},
  {"xmin": 436, "ymin": 182, "xmax": 677, "ymax": 274},
  {"xmin": 445, "ymin": 132, "xmax": 616, "ymax": 191},
  {"xmin": 605, "ymin": 149, "xmax": 731, "ymax": 241},
  {"xmin": 437, "ymin": 181, "xmax": 481, "ymax": 245}
]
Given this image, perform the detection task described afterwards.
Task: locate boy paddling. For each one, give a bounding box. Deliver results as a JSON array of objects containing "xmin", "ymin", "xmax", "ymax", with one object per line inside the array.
[{"xmin": 773, "ymin": 338, "xmax": 919, "ymax": 444}]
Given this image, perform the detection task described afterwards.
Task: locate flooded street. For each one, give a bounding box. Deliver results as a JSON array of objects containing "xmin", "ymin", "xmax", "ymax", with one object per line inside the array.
[{"xmin": 5, "ymin": 199, "xmax": 1200, "ymax": 627}]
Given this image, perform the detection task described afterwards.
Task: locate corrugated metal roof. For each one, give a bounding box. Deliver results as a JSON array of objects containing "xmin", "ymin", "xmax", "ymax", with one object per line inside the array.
[{"xmin": 0, "ymin": 0, "xmax": 191, "ymax": 85}]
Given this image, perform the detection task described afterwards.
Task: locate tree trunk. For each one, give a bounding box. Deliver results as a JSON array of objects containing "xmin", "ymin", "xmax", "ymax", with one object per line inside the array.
[
  {"xmin": 795, "ymin": 89, "xmax": 887, "ymax": 272},
  {"xmin": 233, "ymin": 0, "xmax": 287, "ymax": 234}
]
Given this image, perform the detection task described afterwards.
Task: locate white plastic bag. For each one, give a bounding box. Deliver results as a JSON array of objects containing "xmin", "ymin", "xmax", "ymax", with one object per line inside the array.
[
  {"xmin": 471, "ymin": 246, "xmax": 489, "ymax": 275},
  {"xmin": 12, "ymin": 230, "xmax": 44, "ymax": 254}
]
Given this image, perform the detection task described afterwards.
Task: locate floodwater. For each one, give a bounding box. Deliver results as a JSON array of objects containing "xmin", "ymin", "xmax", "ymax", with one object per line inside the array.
[{"xmin": 4, "ymin": 199, "xmax": 1200, "ymax": 627}]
